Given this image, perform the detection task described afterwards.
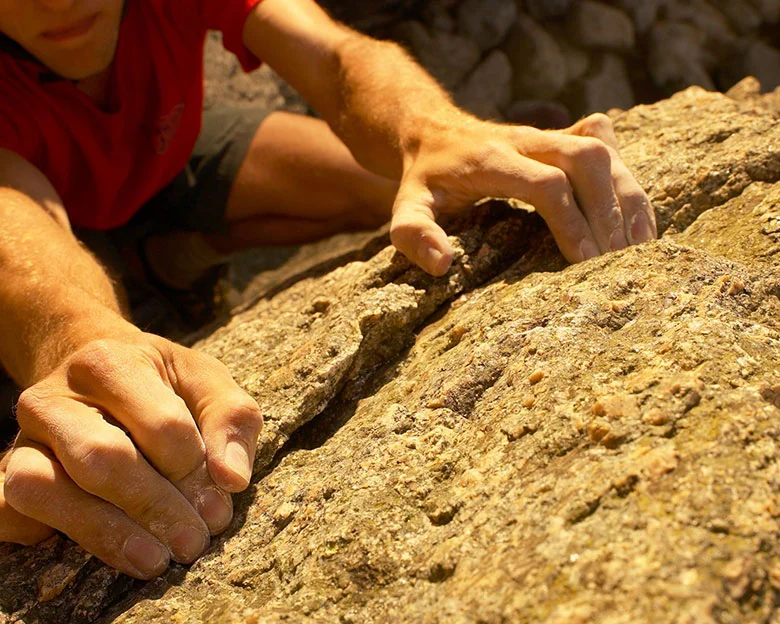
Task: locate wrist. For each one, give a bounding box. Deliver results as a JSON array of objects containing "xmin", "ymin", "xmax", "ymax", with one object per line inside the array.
[
  {"xmin": 21, "ymin": 304, "xmax": 141, "ymax": 387},
  {"xmin": 399, "ymin": 110, "xmax": 483, "ymax": 172}
]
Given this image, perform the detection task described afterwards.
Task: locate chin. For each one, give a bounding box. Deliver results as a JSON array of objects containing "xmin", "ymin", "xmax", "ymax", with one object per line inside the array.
[
  {"xmin": 28, "ymin": 15, "xmax": 121, "ymax": 81},
  {"xmin": 35, "ymin": 44, "xmax": 116, "ymax": 80}
]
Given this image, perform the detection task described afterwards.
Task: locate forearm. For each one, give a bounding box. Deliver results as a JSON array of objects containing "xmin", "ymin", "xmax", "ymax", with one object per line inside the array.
[
  {"xmin": 244, "ymin": 0, "xmax": 472, "ymax": 180},
  {"xmin": 0, "ymin": 188, "xmax": 137, "ymax": 386},
  {"xmin": 328, "ymin": 34, "xmax": 472, "ymax": 179}
]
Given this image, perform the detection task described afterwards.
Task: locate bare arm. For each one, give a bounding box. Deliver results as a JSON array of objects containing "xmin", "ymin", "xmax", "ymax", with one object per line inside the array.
[
  {"xmin": 243, "ymin": 0, "xmax": 657, "ymax": 275},
  {"xmin": 242, "ymin": 0, "xmax": 455, "ymax": 180},
  {"xmin": 0, "ymin": 149, "xmax": 134, "ymax": 386},
  {"xmin": 0, "ymin": 151, "xmax": 263, "ymax": 578}
]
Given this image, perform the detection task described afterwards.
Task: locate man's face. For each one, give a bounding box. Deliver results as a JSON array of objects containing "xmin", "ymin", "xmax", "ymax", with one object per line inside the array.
[{"xmin": 0, "ymin": 0, "xmax": 125, "ymax": 80}]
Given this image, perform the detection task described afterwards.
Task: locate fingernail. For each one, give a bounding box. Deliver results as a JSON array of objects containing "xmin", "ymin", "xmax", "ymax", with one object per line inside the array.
[
  {"xmin": 579, "ymin": 239, "xmax": 600, "ymax": 261},
  {"xmin": 630, "ymin": 212, "xmax": 653, "ymax": 243},
  {"xmin": 198, "ymin": 487, "xmax": 233, "ymax": 534},
  {"xmin": 166, "ymin": 524, "xmax": 208, "ymax": 563},
  {"xmin": 225, "ymin": 440, "xmax": 252, "ymax": 485},
  {"xmin": 609, "ymin": 228, "xmax": 627, "ymax": 251},
  {"xmin": 421, "ymin": 245, "xmax": 451, "ymax": 276},
  {"xmin": 124, "ymin": 535, "xmax": 169, "ymax": 578}
]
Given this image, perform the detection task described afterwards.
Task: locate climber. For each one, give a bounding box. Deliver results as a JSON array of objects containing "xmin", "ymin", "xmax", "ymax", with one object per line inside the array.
[{"xmin": 0, "ymin": 0, "xmax": 656, "ymax": 579}]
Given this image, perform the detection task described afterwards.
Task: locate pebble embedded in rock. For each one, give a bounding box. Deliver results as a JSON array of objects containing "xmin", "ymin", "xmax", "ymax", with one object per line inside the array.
[{"xmin": 529, "ymin": 370, "xmax": 545, "ymax": 385}]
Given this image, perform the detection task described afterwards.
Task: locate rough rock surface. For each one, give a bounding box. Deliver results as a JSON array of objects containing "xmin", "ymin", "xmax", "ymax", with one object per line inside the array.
[{"xmin": 2, "ymin": 85, "xmax": 780, "ymax": 623}]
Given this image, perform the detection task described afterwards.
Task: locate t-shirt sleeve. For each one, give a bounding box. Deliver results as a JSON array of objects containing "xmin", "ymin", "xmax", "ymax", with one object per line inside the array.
[{"xmin": 199, "ymin": 0, "xmax": 266, "ymax": 72}]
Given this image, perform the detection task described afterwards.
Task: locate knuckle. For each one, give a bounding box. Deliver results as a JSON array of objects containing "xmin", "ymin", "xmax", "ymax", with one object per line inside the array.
[
  {"xmin": 225, "ymin": 395, "xmax": 264, "ymax": 431},
  {"xmin": 15, "ymin": 387, "xmax": 50, "ymax": 429},
  {"xmin": 149, "ymin": 402, "xmax": 194, "ymax": 442},
  {"xmin": 582, "ymin": 112, "xmax": 613, "ymax": 132},
  {"xmin": 71, "ymin": 432, "xmax": 134, "ymax": 492},
  {"xmin": 127, "ymin": 486, "xmax": 174, "ymax": 521},
  {"xmin": 4, "ymin": 452, "xmax": 51, "ymax": 509},
  {"xmin": 68, "ymin": 339, "xmax": 121, "ymax": 382},
  {"xmin": 535, "ymin": 169, "xmax": 571, "ymax": 202},
  {"xmin": 573, "ymin": 137, "xmax": 611, "ymax": 164},
  {"xmin": 623, "ymin": 189, "xmax": 650, "ymax": 208},
  {"xmin": 390, "ymin": 219, "xmax": 422, "ymax": 249},
  {"xmin": 554, "ymin": 214, "xmax": 589, "ymax": 241},
  {"xmin": 201, "ymin": 354, "xmax": 233, "ymax": 381},
  {"xmin": 469, "ymin": 140, "xmax": 516, "ymax": 172}
]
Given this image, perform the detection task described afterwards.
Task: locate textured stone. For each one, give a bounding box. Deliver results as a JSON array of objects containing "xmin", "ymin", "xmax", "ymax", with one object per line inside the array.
[
  {"xmin": 419, "ymin": 0, "xmax": 458, "ymax": 33},
  {"xmin": 557, "ymin": 39, "xmax": 591, "ymax": 83},
  {"xmin": 524, "ymin": 0, "xmax": 574, "ymax": 20},
  {"xmin": 203, "ymin": 33, "xmax": 307, "ymax": 115},
  {"xmin": 562, "ymin": 54, "xmax": 635, "ymax": 117},
  {"xmin": 748, "ymin": 0, "xmax": 780, "ymax": 22},
  {"xmin": 614, "ymin": 0, "xmax": 664, "ymax": 33},
  {"xmin": 455, "ymin": 50, "xmax": 513, "ymax": 119},
  {"xmin": 2, "ymin": 80, "xmax": 780, "ymax": 624},
  {"xmin": 503, "ymin": 14, "xmax": 568, "ymax": 100},
  {"xmin": 726, "ymin": 76, "xmax": 780, "ymax": 113},
  {"xmin": 318, "ymin": 0, "xmax": 418, "ymax": 30},
  {"xmin": 566, "ymin": 0, "xmax": 636, "ymax": 51},
  {"xmin": 456, "ymin": 0, "xmax": 517, "ymax": 51},
  {"xmin": 393, "ymin": 21, "xmax": 481, "ymax": 91},
  {"xmin": 661, "ymin": 0, "xmax": 737, "ymax": 56},
  {"xmin": 647, "ymin": 21, "xmax": 715, "ymax": 94},
  {"xmin": 710, "ymin": 0, "xmax": 763, "ymax": 33},
  {"xmin": 719, "ymin": 39, "xmax": 780, "ymax": 92}
]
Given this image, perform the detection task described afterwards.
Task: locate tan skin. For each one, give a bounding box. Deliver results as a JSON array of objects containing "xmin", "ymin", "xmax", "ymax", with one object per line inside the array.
[{"xmin": 0, "ymin": 0, "xmax": 657, "ymax": 579}]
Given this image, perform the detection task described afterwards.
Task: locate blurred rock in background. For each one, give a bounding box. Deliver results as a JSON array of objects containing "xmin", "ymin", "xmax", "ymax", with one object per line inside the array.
[{"xmin": 206, "ymin": 0, "xmax": 780, "ymax": 125}]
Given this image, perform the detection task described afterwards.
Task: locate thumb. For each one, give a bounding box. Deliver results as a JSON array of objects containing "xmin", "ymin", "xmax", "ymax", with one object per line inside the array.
[
  {"xmin": 390, "ymin": 179, "xmax": 454, "ymax": 277},
  {"xmin": 164, "ymin": 343, "xmax": 263, "ymax": 493}
]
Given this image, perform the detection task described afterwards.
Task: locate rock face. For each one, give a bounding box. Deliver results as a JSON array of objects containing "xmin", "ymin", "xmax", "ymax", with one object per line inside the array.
[{"xmin": 1, "ymin": 85, "xmax": 779, "ymax": 623}]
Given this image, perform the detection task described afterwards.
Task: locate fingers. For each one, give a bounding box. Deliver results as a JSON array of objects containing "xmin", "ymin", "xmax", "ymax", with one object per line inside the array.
[
  {"xmin": 414, "ymin": 149, "xmax": 598, "ymax": 264},
  {"xmin": 608, "ymin": 157, "xmax": 657, "ymax": 244},
  {"xmin": 66, "ymin": 341, "xmax": 206, "ymax": 483},
  {"xmin": 0, "ymin": 463, "xmax": 55, "ymax": 545},
  {"xmin": 3, "ymin": 440, "xmax": 169, "ymax": 580},
  {"xmin": 64, "ymin": 340, "xmax": 233, "ymax": 534},
  {"xmin": 520, "ymin": 131, "xmax": 626, "ymax": 253},
  {"xmin": 390, "ymin": 112, "xmax": 654, "ymax": 272},
  {"xmin": 495, "ymin": 155, "xmax": 601, "ymax": 263},
  {"xmin": 16, "ymin": 389, "xmax": 210, "ymax": 564},
  {"xmin": 164, "ymin": 345, "xmax": 264, "ymax": 494},
  {"xmin": 565, "ymin": 112, "xmax": 620, "ymax": 150},
  {"xmin": 508, "ymin": 113, "xmax": 656, "ymax": 254},
  {"xmin": 562, "ymin": 113, "xmax": 656, "ymax": 244},
  {"xmin": 390, "ymin": 180, "xmax": 454, "ymax": 276}
]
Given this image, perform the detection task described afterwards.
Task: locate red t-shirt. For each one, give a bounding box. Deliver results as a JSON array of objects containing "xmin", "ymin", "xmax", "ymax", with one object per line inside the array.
[{"xmin": 0, "ymin": 0, "xmax": 264, "ymax": 230}]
